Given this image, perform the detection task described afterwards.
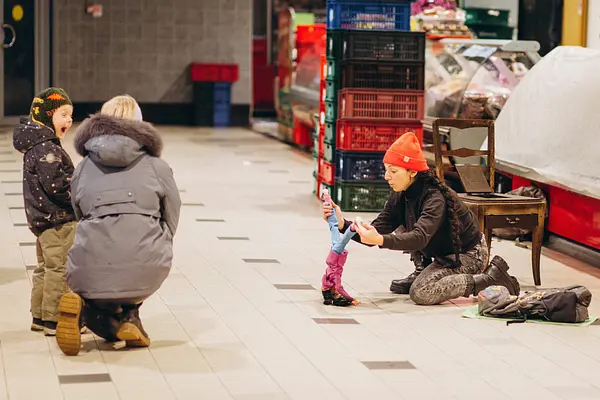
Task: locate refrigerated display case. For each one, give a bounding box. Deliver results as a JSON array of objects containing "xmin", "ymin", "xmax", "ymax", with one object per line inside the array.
[{"xmin": 425, "ymin": 38, "xmax": 541, "ymax": 121}]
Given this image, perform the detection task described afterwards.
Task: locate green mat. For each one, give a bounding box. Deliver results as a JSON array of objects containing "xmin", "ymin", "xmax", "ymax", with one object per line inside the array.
[{"xmin": 462, "ymin": 306, "xmax": 599, "ymax": 327}]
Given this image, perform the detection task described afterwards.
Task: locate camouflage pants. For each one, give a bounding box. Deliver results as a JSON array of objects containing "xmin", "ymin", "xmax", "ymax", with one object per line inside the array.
[
  {"xmin": 409, "ymin": 236, "xmax": 489, "ymax": 306},
  {"xmin": 30, "ymin": 222, "xmax": 76, "ymax": 322}
]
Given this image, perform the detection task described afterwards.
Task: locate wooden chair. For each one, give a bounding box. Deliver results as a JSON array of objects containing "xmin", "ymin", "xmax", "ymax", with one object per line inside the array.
[{"xmin": 433, "ymin": 118, "xmax": 546, "ymax": 286}]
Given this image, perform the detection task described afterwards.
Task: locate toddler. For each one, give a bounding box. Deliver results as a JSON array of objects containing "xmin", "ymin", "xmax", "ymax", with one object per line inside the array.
[{"xmin": 13, "ymin": 88, "xmax": 77, "ymax": 336}]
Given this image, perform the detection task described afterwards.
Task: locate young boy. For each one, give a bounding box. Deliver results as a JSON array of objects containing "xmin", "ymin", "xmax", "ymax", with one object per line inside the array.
[{"xmin": 13, "ymin": 88, "xmax": 77, "ymax": 336}]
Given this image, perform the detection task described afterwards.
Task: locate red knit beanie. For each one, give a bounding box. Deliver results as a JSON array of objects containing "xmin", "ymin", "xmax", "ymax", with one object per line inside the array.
[{"xmin": 383, "ymin": 132, "xmax": 428, "ymax": 172}]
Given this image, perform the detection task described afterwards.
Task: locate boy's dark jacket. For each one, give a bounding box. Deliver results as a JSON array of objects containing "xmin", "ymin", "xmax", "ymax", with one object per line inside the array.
[{"xmin": 13, "ymin": 117, "xmax": 75, "ymax": 236}]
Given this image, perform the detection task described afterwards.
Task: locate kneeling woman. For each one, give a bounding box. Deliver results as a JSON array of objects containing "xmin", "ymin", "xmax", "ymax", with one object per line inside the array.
[
  {"xmin": 323, "ymin": 133, "xmax": 520, "ymax": 306},
  {"xmin": 56, "ymin": 95, "xmax": 181, "ymax": 355}
]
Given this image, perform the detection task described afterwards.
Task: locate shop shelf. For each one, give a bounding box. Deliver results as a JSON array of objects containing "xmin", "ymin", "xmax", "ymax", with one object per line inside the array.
[
  {"xmin": 337, "ymin": 119, "xmax": 423, "ymax": 152},
  {"xmin": 338, "ymin": 89, "xmax": 425, "ymax": 121},
  {"xmin": 326, "ymin": 1, "xmax": 411, "ymax": 31},
  {"xmin": 327, "ymin": 30, "xmax": 425, "ymax": 63},
  {"xmin": 337, "ymin": 181, "xmax": 392, "ymax": 212},
  {"xmin": 336, "ymin": 151, "xmax": 386, "ymax": 182}
]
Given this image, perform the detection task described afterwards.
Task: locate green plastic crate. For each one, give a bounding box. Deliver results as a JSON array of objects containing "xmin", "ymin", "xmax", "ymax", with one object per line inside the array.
[
  {"xmin": 325, "ymin": 76, "xmax": 341, "ymax": 102},
  {"xmin": 323, "ymin": 136, "xmax": 336, "ymax": 163},
  {"xmin": 326, "ymin": 58, "xmax": 342, "ymax": 81},
  {"xmin": 469, "ymin": 25, "xmax": 514, "ymax": 40},
  {"xmin": 320, "ymin": 181, "xmax": 337, "ymax": 203},
  {"xmin": 325, "ymin": 100, "xmax": 338, "ymax": 123},
  {"xmin": 326, "ymin": 30, "xmax": 343, "ymax": 61},
  {"xmin": 337, "ymin": 181, "xmax": 391, "ymax": 212},
  {"xmin": 325, "ymin": 118, "xmax": 336, "ymax": 143},
  {"xmin": 465, "ymin": 7, "xmax": 510, "ymax": 26}
]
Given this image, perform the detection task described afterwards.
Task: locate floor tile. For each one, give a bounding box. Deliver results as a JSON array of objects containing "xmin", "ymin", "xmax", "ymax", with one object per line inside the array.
[
  {"xmin": 58, "ymin": 374, "xmax": 112, "ymax": 384},
  {"xmin": 362, "ymin": 361, "xmax": 416, "ymax": 370},
  {"xmin": 273, "ymin": 284, "xmax": 315, "ymax": 290},
  {"xmin": 0, "ymin": 126, "xmax": 599, "ymax": 400},
  {"xmin": 313, "ymin": 318, "xmax": 359, "ymax": 325}
]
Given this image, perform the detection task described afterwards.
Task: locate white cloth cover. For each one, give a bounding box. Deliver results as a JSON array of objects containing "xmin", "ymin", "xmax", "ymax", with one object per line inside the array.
[{"xmin": 494, "ymin": 46, "xmax": 600, "ymax": 199}]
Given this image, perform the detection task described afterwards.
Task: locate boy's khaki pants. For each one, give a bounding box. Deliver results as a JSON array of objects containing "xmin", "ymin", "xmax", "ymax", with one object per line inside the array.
[{"xmin": 30, "ymin": 221, "xmax": 76, "ymax": 322}]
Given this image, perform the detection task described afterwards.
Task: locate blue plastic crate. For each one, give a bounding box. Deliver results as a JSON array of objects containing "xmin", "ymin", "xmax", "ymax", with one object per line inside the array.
[
  {"xmin": 335, "ymin": 150, "xmax": 386, "ymax": 182},
  {"xmin": 213, "ymin": 103, "xmax": 230, "ymax": 127},
  {"xmin": 213, "ymin": 82, "xmax": 231, "ymax": 105},
  {"xmin": 326, "ymin": 1, "xmax": 411, "ymax": 31}
]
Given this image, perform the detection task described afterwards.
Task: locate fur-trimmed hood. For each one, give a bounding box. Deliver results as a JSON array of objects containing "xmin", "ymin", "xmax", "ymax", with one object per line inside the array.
[{"xmin": 74, "ymin": 114, "xmax": 163, "ymax": 168}]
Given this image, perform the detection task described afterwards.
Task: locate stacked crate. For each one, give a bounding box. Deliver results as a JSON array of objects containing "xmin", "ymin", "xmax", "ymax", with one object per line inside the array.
[
  {"xmin": 319, "ymin": 0, "xmax": 425, "ymax": 211},
  {"xmin": 191, "ymin": 63, "xmax": 239, "ymax": 127},
  {"xmin": 313, "ymin": 55, "xmax": 328, "ymax": 197}
]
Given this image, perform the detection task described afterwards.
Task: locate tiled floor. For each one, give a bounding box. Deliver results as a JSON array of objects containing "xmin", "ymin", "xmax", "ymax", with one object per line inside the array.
[{"xmin": 0, "ymin": 125, "xmax": 599, "ymax": 400}]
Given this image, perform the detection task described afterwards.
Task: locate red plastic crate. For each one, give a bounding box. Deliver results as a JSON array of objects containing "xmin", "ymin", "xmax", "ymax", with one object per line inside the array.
[
  {"xmin": 296, "ymin": 24, "xmax": 326, "ymax": 44},
  {"xmin": 320, "ymin": 55, "xmax": 328, "ymax": 80},
  {"xmin": 293, "ymin": 118, "xmax": 313, "ymax": 147},
  {"xmin": 191, "ymin": 63, "xmax": 239, "ymax": 83},
  {"xmin": 319, "ymin": 158, "xmax": 336, "ymax": 185},
  {"xmin": 337, "ymin": 120, "xmax": 423, "ymax": 152},
  {"xmin": 338, "ymin": 88, "xmax": 424, "ymax": 121},
  {"xmin": 318, "ymin": 123, "xmax": 325, "ymax": 157}
]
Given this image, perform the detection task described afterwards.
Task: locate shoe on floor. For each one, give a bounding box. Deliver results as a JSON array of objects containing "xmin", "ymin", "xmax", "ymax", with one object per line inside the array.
[
  {"xmin": 116, "ymin": 308, "xmax": 150, "ymax": 348},
  {"xmin": 31, "ymin": 318, "xmax": 44, "ymax": 332},
  {"xmin": 56, "ymin": 293, "xmax": 83, "ymax": 356},
  {"xmin": 44, "ymin": 321, "xmax": 57, "ymax": 336}
]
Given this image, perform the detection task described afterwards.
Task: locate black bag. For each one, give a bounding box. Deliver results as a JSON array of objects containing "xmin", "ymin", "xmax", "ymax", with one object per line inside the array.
[{"xmin": 477, "ymin": 285, "xmax": 592, "ymax": 324}]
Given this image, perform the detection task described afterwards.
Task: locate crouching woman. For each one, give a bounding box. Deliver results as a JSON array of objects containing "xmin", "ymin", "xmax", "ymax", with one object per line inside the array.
[{"xmin": 55, "ymin": 95, "xmax": 181, "ymax": 356}]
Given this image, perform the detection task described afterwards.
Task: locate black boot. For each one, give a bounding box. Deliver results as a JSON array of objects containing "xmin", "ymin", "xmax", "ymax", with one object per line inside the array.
[
  {"xmin": 117, "ymin": 304, "xmax": 150, "ymax": 347},
  {"xmin": 472, "ymin": 256, "xmax": 520, "ymax": 296},
  {"xmin": 322, "ymin": 288, "xmax": 352, "ymax": 307},
  {"xmin": 390, "ymin": 256, "xmax": 428, "ymax": 294}
]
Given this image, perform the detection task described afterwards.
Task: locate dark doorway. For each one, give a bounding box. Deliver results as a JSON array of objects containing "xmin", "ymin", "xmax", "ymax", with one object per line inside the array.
[
  {"xmin": 3, "ymin": 0, "xmax": 35, "ymax": 116},
  {"xmin": 518, "ymin": 0, "xmax": 563, "ymax": 56}
]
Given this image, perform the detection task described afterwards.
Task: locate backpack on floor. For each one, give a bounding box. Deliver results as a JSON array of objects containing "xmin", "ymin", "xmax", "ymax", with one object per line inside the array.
[{"xmin": 477, "ymin": 285, "xmax": 592, "ymax": 324}]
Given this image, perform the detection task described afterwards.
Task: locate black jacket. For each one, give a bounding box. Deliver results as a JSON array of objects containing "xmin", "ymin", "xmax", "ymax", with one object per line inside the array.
[
  {"xmin": 13, "ymin": 118, "xmax": 75, "ymax": 236},
  {"xmin": 343, "ymin": 174, "xmax": 481, "ymax": 264}
]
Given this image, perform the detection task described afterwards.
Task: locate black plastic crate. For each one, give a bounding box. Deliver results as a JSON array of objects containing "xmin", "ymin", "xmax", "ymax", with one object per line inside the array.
[
  {"xmin": 327, "ymin": 30, "xmax": 425, "ymax": 63},
  {"xmin": 336, "ymin": 151, "xmax": 386, "ymax": 182},
  {"xmin": 337, "ymin": 181, "xmax": 392, "ymax": 212},
  {"xmin": 193, "ymin": 82, "xmax": 214, "ymax": 126},
  {"xmin": 342, "ymin": 60, "xmax": 425, "ymax": 90}
]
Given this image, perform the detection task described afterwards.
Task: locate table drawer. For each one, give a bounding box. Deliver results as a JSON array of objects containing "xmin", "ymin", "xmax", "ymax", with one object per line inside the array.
[{"xmin": 485, "ymin": 214, "xmax": 538, "ymax": 229}]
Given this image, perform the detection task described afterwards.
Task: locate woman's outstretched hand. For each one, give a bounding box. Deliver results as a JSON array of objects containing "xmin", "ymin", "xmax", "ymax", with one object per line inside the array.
[
  {"xmin": 322, "ymin": 199, "xmax": 344, "ymax": 230},
  {"xmin": 355, "ymin": 222, "xmax": 384, "ymax": 246}
]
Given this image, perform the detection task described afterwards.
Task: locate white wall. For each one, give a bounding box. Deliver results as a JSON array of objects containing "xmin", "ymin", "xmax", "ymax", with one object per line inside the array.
[{"xmin": 587, "ymin": 0, "xmax": 600, "ymax": 48}]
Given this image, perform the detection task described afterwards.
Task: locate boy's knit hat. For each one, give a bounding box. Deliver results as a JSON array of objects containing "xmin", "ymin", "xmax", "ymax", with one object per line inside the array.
[
  {"xmin": 383, "ymin": 132, "xmax": 429, "ymax": 172},
  {"xmin": 30, "ymin": 88, "xmax": 73, "ymax": 129}
]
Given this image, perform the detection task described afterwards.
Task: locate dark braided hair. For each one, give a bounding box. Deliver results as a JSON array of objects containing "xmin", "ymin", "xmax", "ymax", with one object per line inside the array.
[{"xmin": 418, "ymin": 170, "xmax": 463, "ymax": 267}]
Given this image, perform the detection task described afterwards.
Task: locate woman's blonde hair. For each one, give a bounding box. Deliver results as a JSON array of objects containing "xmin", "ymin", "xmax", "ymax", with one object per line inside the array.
[{"xmin": 101, "ymin": 95, "xmax": 141, "ymax": 120}]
